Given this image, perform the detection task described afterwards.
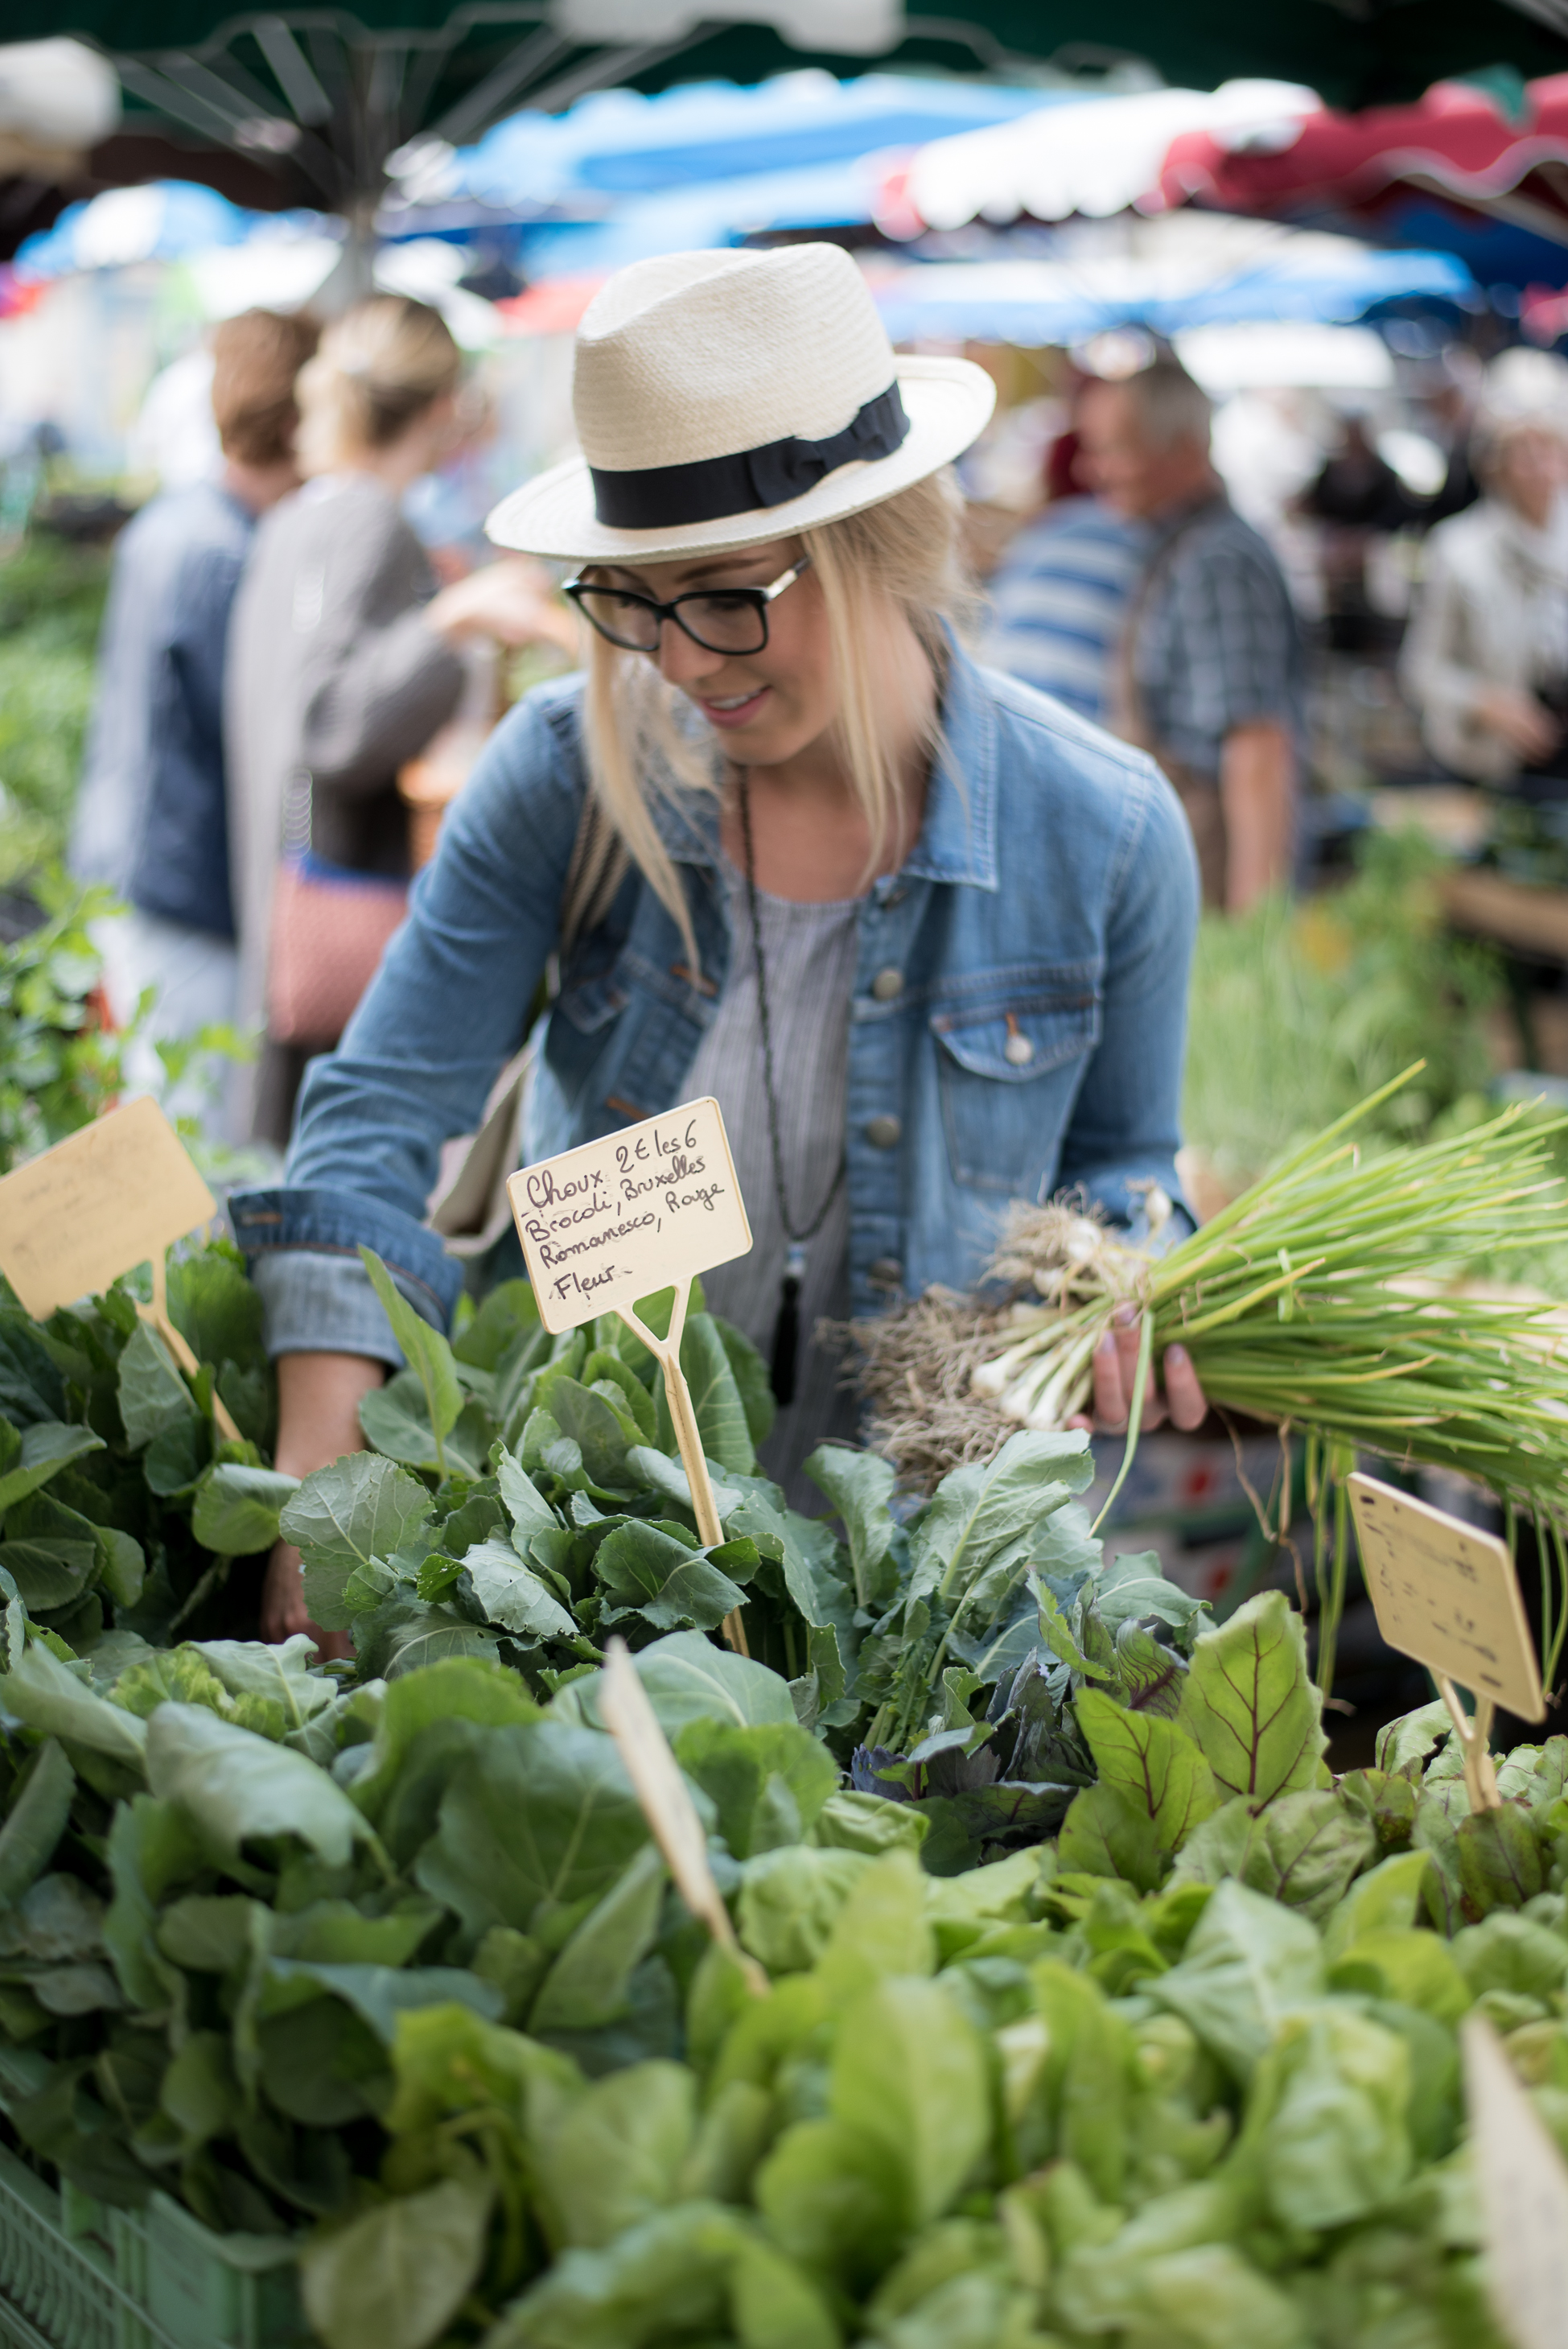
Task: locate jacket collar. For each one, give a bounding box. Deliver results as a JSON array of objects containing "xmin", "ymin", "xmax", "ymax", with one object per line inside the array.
[{"xmin": 649, "ymin": 632, "xmax": 998, "ymax": 892}]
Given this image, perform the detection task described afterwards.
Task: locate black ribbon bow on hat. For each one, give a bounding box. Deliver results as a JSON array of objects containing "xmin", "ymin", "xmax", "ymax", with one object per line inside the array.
[{"xmin": 591, "ymin": 381, "xmax": 911, "ymax": 531}]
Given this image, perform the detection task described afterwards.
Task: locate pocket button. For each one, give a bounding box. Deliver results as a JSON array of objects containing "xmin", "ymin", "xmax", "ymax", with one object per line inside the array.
[
  {"xmin": 871, "ymin": 967, "xmax": 903, "ymax": 1002},
  {"xmin": 1004, "ymin": 1030, "xmax": 1035, "ymax": 1065},
  {"xmin": 865, "ymin": 1115, "xmax": 902, "ymax": 1149}
]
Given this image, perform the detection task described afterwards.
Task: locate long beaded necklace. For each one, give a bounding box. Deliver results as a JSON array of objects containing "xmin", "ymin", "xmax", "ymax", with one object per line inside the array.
[{"xmin": 735, "ymin": 766, "xmax": 846, "ymax": 1406}]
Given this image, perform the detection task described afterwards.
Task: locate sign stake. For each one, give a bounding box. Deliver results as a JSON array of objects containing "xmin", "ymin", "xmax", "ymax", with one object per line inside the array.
[
  {"xmin": 1437, "ymin": 1675, "xmax": 1501, "ymax": 1813},
  {"xmin": 1463, "ymin": 2012, "xmax": 1568, "ymax": 2349},
  {"xmin": 143, "ymin": 1253, "xmax": 242, "ymax": 1446},
  {"xmin": 617, "ymin": 1280, "xmax": 748, "ymax": 1656},
  {"xmin": 599, "ymin": 1637, "xmax": 768, "ymax": 1997}
]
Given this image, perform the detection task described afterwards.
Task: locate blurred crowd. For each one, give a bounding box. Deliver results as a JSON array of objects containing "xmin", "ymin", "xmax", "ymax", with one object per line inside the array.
[
  {"xmin": 61, "ymin": 291, "xmax": 1568, "ymax": 1160},
  {"xmin": 68, "ymin": 296, "xmax": 573, "ymax": 1148}
]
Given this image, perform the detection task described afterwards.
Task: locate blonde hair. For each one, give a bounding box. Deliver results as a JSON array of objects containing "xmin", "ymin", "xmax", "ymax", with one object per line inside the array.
[
  {"xmin": 294, "ymin": 295, "xmax": 460, "ymax": 476},
  {"xmin": 581, "ymin": 470, "xmax": 973, "ymax": 964}
]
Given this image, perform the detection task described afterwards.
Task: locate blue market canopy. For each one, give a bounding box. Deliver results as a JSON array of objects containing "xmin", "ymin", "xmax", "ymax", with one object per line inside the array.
[
  {"xmin": 442, "ymin": 68, "xmax": 1052, "ymax": 209},
  {"xmin": 496, "ymin": 156, "xmax": 898, "ymax": 278},
  {"xmin": 15, "ymin": 176, "xmax": 250, "ymax": 273}
]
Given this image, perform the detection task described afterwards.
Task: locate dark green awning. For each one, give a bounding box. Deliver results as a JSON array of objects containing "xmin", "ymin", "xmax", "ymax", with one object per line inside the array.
[{"xmin": 14, "ymin": 2, "xmax": 1568, "ymax": 212}]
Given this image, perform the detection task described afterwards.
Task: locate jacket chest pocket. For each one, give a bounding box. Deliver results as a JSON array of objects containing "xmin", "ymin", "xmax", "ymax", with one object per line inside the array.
[{"xmin": 931, "ymin": 974, "xmax": 1101, "ymax": 1194}]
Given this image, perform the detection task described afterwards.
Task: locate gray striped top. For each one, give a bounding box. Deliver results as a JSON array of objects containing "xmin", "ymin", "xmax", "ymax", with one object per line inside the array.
[{"xmin": 685, "ymin": 857, "xmax": 860, "ymax": 1511}]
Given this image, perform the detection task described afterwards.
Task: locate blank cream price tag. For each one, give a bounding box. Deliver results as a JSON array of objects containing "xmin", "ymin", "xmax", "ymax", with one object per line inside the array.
[
  {"xmin": 0, "ymin": 1095, "xmax": 218, "ymax": 1320},
  {"xmin": 506, "ymin": 1095, "xmax": 750, "ymax": 1334},
  {"xmin": 507, "ymin": 1097, "xmax": 753, "ymax": 1651},
  {"xmin": 1348, "ymin": 1472, "xmax": 1543, "ymax": 1720},
  {"xmin": 0, "ymin": 1097, "xmax": 240, "ymax": 1443},
  {"xmin": 1348, "ymin": 1470, "xmax": 1542, "ymax": 1812},
  {"xmin": 1463, "ymin": 2013, "xmax": 1568, "ymax": 2349}
]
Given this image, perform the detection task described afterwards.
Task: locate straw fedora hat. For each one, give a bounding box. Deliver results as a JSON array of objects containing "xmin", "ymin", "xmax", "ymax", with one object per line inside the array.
[{"xmin": 485, "ymin": 242, "xmax": 996, "ymax": 563}]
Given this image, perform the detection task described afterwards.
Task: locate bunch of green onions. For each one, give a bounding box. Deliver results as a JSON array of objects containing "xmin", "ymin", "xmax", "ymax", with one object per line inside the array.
[{"xmin": 977, "ymin": 1069, "xmax": 1567, "ymax": 1491}]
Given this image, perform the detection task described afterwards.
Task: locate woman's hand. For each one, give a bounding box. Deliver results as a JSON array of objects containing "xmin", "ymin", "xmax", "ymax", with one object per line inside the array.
[
  {"xmin": 1475, "ymin": 684, "xmax": 1561, "ymax": 765},
  {"xmin": 1069, "ymin": 1305, "xmax": 1208, "ymax": 1435},
  {"xmin": 262, "ymin": 1351, "xmax": 388, "ymax": 1659},
  {"xmin": 427, "ymin": 558, "xmax": 579, "ymax": 658}
]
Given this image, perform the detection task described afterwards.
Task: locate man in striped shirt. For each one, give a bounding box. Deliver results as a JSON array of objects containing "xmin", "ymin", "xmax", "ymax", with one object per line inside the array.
[
  {"xmin": 980, "ymin": 474, "xmax": 1149, "ymax": 723},
  {"xmin": 1078, "ymin": 357, "xmax": 1303, "ymax": 913}
]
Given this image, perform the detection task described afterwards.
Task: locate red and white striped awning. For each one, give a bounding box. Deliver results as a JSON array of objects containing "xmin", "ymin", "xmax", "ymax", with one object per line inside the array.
[{"xmin": 1159, "ymin": 75, "xmax": 1568, "ymax": 247}]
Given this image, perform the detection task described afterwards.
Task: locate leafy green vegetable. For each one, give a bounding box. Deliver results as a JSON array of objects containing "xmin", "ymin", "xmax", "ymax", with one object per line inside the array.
[
  {"xmin": 189, "ymin": 1465, "xmax": 298, "ymax": 1556},
  {"xmin": 1177, "ymin": 1593, "xmax": 1327, "ymax": 1807},
  {"xmin": 302, "ymin": 2175, "xmax": 494, "ymax": 2349},
  {"xmin": 145, "ymin": 1704, "xmax": 374, "ymax": 1869},
  {"xmin": 359, "ymin": 1250, "xmax": 464, "ymax": 1470},
  {"xmin": 0, "ymin": 1738, "xmax": 74, "ymax": 1902}
]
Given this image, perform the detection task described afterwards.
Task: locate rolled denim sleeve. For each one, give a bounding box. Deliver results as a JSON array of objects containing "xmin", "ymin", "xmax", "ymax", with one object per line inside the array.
[
  {"xmin": 233, "ymin": 1186, "xmax": 458, "ymax": 1362},
  {"xmin": 229, "ymin": 680, "xmax": 587, "ymax": 1349},
  {"xmin": 1056, "ymin": 752, "xmax": 1200, "ymax": 1231}
]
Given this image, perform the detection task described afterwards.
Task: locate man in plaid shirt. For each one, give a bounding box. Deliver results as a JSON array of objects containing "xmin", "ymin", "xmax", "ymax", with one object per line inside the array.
[{"xmin": 1079, "ymin": 356, "xmax": 1303, "ymax": 911}]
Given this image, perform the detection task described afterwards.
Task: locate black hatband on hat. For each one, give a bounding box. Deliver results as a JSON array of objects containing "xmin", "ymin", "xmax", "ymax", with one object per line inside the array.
[{"xmin": 589, "ymin": 381, "xmax": 910, "ymax": 530}]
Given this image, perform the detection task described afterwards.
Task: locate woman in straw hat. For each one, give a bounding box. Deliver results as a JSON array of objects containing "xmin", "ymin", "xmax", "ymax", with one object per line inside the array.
[{"xmin": 231, "ymin": 243, "xmax": 1205, "ymax": 1645}]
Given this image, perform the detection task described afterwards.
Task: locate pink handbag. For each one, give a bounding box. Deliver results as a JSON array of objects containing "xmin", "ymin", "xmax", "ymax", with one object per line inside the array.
[{"xmin": 267, "ymin": 851, "xmax": 408, "ymax": 1051}]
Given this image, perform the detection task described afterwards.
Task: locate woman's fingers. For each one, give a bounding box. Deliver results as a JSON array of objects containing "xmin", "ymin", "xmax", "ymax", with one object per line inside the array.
[
  {"xmin": 1109, "ymin": 1304, "xmax": 1171, "ymax": 1428},
  {"xmin": 1163, "ymin": 1342, "xmax": 1208, "ymax": 1432},
  {"xmin": 1091, "ymin": 1330, "xmax": 1128, "ymax": 1430},
  {"xmin": 1084, "ymin": 1317, "xmax": 1208, "ymax": 1436},
  {"xmin": 261, "ymin": 1541, "xmax": 353, "ymax": 1662}
]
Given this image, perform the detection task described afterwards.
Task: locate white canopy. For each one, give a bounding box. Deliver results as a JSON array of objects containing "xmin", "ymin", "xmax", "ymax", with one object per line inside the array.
[{"xmin": 906, "ymin": 79, "xmax": 1319, "ymax": 230}]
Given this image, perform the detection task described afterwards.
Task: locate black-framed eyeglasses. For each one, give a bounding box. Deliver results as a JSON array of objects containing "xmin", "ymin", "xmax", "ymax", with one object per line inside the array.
[{"xmin": 563, "ymin": 554, "xmax": 811, "ymax": 656}]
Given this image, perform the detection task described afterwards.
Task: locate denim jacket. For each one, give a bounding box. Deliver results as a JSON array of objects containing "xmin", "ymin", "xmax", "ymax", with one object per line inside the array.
[{"xmin": 231, "ymin": 641, "xmax": 1199, "ymax": 1354}]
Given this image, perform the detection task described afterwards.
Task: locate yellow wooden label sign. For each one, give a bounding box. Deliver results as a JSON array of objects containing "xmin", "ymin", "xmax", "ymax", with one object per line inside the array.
[
  {"xmin": 506, "ymin": 1096, "xmax": 751, "ymax": 1336},
  {"xmin": 1348, "ymin": 1471, "xmax": 1544, "ymax": 1724},
  {"xmin": 0, "ymin": 1096, "xmax": 218, "ymax": 1321},
  {"xmin": 1462, "ymin": 2013, "xmax": 1568, "ymax": 2349}
]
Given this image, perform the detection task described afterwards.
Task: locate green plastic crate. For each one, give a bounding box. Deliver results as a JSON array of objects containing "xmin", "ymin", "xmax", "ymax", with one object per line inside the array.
[
  {"xmin": 0, "ymin": 2054, "xmax": 307, "ymax": 2349},
  {"xmin": 0, "ymin": 2140, "xmax": 117, "ymax": 2349}
]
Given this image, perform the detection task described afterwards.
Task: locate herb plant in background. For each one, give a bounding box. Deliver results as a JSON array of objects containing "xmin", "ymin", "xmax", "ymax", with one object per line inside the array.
[
  {"xmin": 0, "ymin": 534, "xmax": 109, "ymax": 896},
  {"xmin": 0, "ymin": 871, "xmax": 257, "ymax": 1183},
  {"xmin": 0, "ymin": 874, "xmax": 125, "ymax": 1174},
  {"xmin": 1182, "ymin": 828, "xmax": 1503, "ymax": 1201}
]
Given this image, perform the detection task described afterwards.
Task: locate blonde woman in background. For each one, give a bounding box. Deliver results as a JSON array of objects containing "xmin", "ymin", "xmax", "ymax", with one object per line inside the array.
[
  {"xmin": 225, "ymin": 294, "xmax": 574, "ymax": 1145},
  {"xmin": 1401, "ymin": 359, "xmax": 1568, "ymax": 790},
  {"xmin": 226, "ymin": 246, "xmax": 1207, "ymax": 1650}
]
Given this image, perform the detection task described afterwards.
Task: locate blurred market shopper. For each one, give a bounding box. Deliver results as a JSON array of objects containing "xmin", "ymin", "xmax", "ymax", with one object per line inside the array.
[
  {"xmin": 224, "ymin": 295, "xmax": 574, "ymax": 1149},
  {"xmin": 1400, "ymin": 360, "xmax": 1568, "ymax": 793},
  {"xmin": 979, "ymin": 415, "xmax": 1149, "ymax": 723},
  {"xmin": 225, "ymin": 243, "xmax": 1208, "ymax": 1649},
  {"xmin": 70, "ymin": 308, "xmax": 319, "ymax": 1127},
  {"xmin": 1080, "ymin": 355, "xmax": 1304, "ymax": 912}
]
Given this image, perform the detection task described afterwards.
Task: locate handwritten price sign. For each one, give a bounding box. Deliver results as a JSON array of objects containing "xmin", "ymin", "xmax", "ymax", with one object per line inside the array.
[
  {"xmin": 507, "ymin": 1096, "xmax": 751, "ymax": 1335},
  {"xmin": 507, "ymin": 1098, "xmax": 754, "ymax": 1652}
]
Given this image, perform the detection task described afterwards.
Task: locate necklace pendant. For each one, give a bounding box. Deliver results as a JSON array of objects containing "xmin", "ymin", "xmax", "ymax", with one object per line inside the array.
[{"xmin": 772, "ymin": 1244, "xmax": 808, "ymax": 1408}]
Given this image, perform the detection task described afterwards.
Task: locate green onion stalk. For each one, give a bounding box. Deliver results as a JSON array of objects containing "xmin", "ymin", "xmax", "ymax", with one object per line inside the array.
[{"xmin": 963, "ymin": 1067, "xmax": 1568, "ymax": 1693}]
